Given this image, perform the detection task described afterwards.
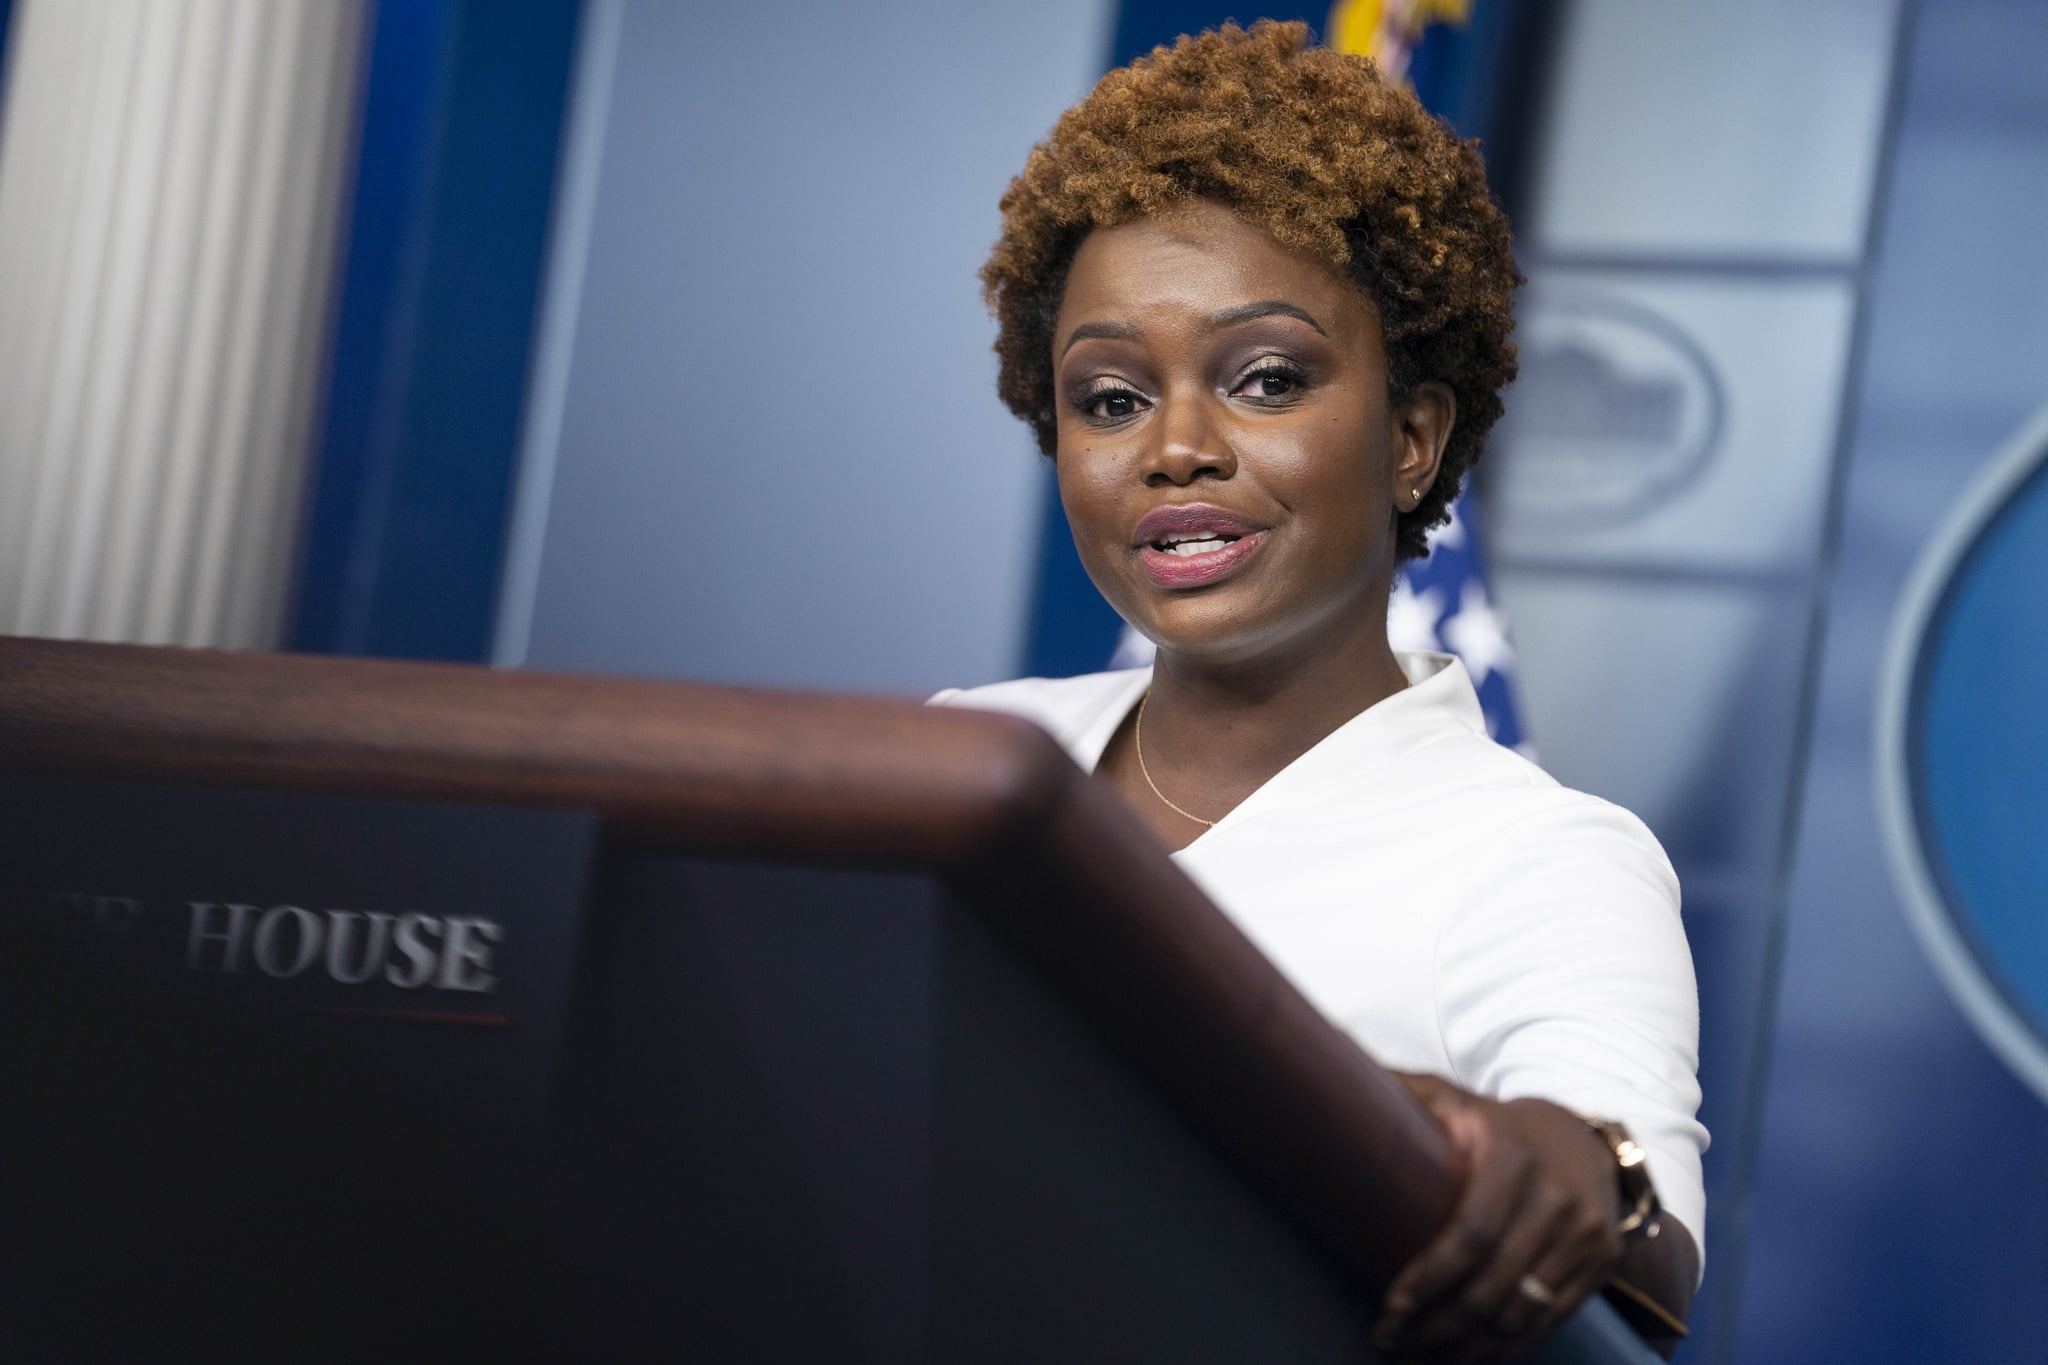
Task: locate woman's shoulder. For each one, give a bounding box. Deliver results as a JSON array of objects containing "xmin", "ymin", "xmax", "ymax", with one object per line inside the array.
[
  {"xmin": 1424, "ymin": 743, "xmax": 1678, "ymax": 907},
  {"xmin": 1386, "ymin": 655, "xmax": 1669, "ymax": 861}
]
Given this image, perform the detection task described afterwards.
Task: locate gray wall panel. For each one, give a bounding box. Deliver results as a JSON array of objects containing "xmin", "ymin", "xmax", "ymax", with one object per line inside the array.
[
  {"xmin": 1488, "ymin": 572, "xmax": 1810, "ymax": 879},
  {"xmin": 503, "ymin": 0, "xmax": 1112, "ymax": 694},
  {"xmin": 1529, "ymin": 0, "xmax": 1899, "ymax": 259},
  {"xmin": 1489, "ymin": 271, "xmax": 1857, "ymax": 573}
]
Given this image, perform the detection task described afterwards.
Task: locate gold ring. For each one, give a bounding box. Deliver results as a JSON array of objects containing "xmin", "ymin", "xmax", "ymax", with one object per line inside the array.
[{"xmin": 1516, "ymin": 1275, "xmax": 1555, "ymax": 1308}]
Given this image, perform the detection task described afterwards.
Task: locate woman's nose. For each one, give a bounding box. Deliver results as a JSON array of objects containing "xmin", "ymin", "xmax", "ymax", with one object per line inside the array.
[{"xmin": 1142, "ymin": 392, "xmax": 1237, "ymax": 486}]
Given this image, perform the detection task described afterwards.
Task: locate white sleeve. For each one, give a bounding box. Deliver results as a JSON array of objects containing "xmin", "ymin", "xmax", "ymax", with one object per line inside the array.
[{"xmin": 1432, "ymin": 797, "xmax": 1708, "ymax": 1264}]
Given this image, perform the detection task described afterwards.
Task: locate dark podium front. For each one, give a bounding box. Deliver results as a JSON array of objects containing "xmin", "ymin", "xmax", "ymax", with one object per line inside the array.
[{"xmin": 0, "ymin": 637, "xmax": 1661, "ymax": 1364}]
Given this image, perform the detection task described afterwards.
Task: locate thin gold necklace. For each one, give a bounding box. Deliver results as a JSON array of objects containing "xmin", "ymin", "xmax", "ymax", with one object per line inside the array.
[{"xmin": 1133, "ymin": 691, "xmax": 1218, "ymax": 828}]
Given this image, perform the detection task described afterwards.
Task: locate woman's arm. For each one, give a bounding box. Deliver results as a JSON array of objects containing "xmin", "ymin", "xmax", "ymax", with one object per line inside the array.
[
  {"xmin": 1380, "ymin": 792, "xmax": 1705, "ymax": 1361},
  {"xmin": 1373, "ymin": 1075, "xmax": 1699, "ymax": 1363}
]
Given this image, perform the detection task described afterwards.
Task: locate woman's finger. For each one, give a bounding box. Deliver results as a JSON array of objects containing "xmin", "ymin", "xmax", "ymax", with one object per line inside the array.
[
  {"xmin": 1375, "ymin": 1136, "xmax": 1534, "ymax": 1347},
  {"xmin": 1388, "ymin": 1189, "xmax": 1569, "ymax": 1357},
  {"xmin": 1395, "ymin": 1256, "xmax": 1599, "ymax": 1364},
  {"xmin": 1492, "ymin": 1239, "xmax": 1606, "ymax": 1349},
  {"xmin": 1491, "ymin": 1250, "xmax": 1614, "ymax": 1361},
  {"xmin": 1459, "ymin": 1183, "xmax": 1585, "ymax": 1338},
  {"xmin": 1455, "ymin": 1100, "xmax": 1629, "ymax": 1351}
]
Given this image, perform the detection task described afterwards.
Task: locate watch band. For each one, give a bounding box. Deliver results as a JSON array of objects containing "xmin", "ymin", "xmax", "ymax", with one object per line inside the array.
[{"xmin": 1572, "ymin": 1112, "xmax": 1661, "ymax": 1236}]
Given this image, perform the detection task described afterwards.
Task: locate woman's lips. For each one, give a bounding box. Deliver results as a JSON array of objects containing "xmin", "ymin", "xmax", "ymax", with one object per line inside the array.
[
  {"xmin": 1138, "ymin": 530, "xmax": 1268, "ymax": 588},
  {"xmin": 1130, "ymin": 504, "xmax": 1270, "ymax": 590}
]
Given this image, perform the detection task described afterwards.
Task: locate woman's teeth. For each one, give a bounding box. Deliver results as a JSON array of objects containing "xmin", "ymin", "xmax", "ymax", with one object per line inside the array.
[{"xmin": 1157, "ymin": 536, "xmax": 1235, "ymax": 556}]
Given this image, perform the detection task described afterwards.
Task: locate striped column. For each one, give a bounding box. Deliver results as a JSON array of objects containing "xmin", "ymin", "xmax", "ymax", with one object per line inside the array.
[{"xmin": 0, "ymin": 0, "xmax": 366, "ymax": 648}]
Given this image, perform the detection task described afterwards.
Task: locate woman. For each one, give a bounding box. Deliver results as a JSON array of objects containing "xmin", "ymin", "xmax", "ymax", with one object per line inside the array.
[{"xmin": 933, "ymin": 21, "xmax": 1705, "ymax": 1363}]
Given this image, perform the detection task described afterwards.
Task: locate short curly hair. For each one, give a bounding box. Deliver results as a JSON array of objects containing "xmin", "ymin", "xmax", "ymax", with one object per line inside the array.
[{"xmin": 981, "ymin": 19, "xmax": 1520, "ymax": 560}]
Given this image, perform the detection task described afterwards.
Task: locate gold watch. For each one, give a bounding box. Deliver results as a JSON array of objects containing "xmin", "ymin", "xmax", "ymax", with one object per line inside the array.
[{"xmin": 1573, "ymin": 1113, "xmax": 1661, "ymax": 1236}]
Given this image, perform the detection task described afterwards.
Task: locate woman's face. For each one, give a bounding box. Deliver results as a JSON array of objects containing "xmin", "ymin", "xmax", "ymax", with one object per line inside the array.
[{"xmin": 1051, "ymin": 198, "xmax": 1452, "ymax": 671}]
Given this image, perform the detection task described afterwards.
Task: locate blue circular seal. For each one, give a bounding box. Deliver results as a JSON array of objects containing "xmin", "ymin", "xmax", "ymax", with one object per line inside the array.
[{"xmin": 1879, "ymin": 403, "xmax": 2048, "ymax": 1103}]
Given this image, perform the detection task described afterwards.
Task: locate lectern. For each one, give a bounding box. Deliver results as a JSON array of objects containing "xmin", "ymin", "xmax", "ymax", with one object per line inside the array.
[{"xmin": 0, "ymin": 637, "xmax": 1663, "ymax": 1363}]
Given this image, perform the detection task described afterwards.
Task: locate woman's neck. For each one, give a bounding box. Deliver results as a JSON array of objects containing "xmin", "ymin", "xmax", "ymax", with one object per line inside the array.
[{"xmin": 1101, "ymin": 621, "xmax": 1411, "ymax": 851}]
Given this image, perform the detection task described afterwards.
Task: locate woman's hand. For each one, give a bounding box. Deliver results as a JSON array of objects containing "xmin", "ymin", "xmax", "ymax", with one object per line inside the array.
[{"xmin": 1373, "ymin": 1074, "xmax": 1624, "ymax": 1364}]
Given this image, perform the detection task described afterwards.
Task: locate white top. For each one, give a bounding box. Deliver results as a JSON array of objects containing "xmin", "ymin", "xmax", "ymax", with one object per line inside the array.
[{"xmin": 932, "ymin": 653, "xmax": 1707, "ymax": 1256}]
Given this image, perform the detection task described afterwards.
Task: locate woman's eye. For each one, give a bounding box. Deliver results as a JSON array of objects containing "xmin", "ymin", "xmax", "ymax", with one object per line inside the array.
[
  {"xmin": 1078, "ymin": 385, "xmax": 1146, "ymax": 421},
  {"xmin": 1234, "ymin": 364, "xmax": 1305, "ymax": 400}
]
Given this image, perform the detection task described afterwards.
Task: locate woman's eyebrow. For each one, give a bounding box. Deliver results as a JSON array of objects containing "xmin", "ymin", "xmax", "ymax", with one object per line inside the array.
[
  {"xmin": 1059, "ymin": 320, "xmax": 1140, "ymax": 359},
  {"xmin": 1059, "ymin": 301, "xmax": 1326, "ymax": 361},
  {"xmin": 1209, "ymin": 300, "xmax": 1327, "ymax": 334}
]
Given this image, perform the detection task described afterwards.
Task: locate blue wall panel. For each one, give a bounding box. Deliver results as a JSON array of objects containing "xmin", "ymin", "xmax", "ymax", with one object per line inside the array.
[
  {"xmin": 292, "ymin": 0, "xmax": 582, "ymax": 661},
  {"xmin": 1733, "ymin": 1, "xmax": 2048, "ymax": 1358},
  {"xmin": 0, "ymin": 2, "xmax": 17, "ymax": 98}
]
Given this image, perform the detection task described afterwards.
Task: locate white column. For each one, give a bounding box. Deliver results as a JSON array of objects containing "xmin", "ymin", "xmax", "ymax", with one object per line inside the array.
[{"xmin": 0, "ymin": 0, "xmax": 367, "ymax": 648}]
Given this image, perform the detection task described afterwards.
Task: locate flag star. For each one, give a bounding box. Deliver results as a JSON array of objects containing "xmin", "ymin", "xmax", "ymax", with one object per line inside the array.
[
  {"xmin": 1429, "ymin": 501, "xmax": 1467, "ymax": 551},
  {"xmin": 1387, "ymin": 577, "xmax": 1445, "ymax": 653},
  {"xmin": 1440, "ymin": 579, "xmax": 1514, "ymax": 686}
]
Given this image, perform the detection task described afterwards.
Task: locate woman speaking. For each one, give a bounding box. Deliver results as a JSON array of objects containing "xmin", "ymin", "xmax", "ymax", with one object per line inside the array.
[{"xmin": 935, "ymin": 22, "xmax": 1705, "ymax": 1362}]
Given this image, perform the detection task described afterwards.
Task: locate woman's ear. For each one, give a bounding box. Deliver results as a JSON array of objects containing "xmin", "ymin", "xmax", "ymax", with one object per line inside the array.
[{"xmin": 1394, "ymin": 381, "xmax": 1456, "ymax": 511}]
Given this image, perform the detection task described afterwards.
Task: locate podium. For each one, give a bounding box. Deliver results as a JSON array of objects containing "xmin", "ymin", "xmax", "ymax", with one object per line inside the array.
[{"xmin": 0, "ymin": 637, "xmax": 1663, "ymax": 1363}]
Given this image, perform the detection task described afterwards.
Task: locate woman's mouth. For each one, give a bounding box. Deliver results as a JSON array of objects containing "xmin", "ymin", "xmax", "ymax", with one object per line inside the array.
[{"xmin": 1131, "ymin": 504, "xmax": 1269, "ymax": 590}]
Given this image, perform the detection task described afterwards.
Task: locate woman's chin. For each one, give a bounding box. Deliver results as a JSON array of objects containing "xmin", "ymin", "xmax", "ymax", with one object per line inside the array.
[
  {"xmin": 1131, "ymin": 617, "xmax": 1304, "ymax": 673},
  {"xmin": 1129, "ymin": 590, "xmax": 1394, "ymax": 680}
]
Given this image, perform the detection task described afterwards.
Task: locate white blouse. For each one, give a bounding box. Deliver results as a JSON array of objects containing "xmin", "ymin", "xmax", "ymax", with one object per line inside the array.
[{"xmin": 932, "ymin": 652, "xmax": 1708, "ymax": 1255}]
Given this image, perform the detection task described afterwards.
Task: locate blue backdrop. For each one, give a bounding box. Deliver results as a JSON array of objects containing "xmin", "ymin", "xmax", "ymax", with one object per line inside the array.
[{"xmin": 1731, "ymin": 2, "xmax": 2048, "ymax": 1359}]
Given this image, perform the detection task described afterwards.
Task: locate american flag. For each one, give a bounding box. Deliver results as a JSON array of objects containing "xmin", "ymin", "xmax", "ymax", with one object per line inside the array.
[{"xmin": 1386, "ymin": 497, "xmax": 1527, "ymax": 751}]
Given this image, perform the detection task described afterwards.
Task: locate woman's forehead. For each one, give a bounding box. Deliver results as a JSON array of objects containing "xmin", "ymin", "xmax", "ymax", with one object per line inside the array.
[{"xmin": 1057, "ymin": 202, "xmax": 1376, "ymax": 337}]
